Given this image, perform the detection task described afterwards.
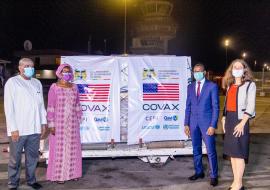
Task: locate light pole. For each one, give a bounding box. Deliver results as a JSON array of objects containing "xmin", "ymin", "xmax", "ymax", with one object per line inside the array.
[
  {"xmin": 224, "ymin": 39, "xmax": 230, "ymax": 67},
  {"xmin": 242, "ymin": 52, "xmax": 247, "ymax": 59},
  {"xmin": 104, "ymin": 39, "xmax": 107, "ymax": 55},
  {"xmin": 123, "ymin": 0, "xmax": 127, "ymax": 55},
  {"xmin": 261, "ymin": 63, "xmax": 268, "ymax": 96},
  {"xmin": 88, "ymin": 35, "xmax": 92, "ymax": 54}
]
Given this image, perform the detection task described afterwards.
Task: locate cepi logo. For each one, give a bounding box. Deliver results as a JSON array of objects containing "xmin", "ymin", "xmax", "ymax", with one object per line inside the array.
[
  {"xmin": 164, "ymin": 115, "xmax": 178, "ymax": 121},
  {"xmin": 145, "ymin": 115, "xmax": 160, "ymax": 121},
  {"xmin": 94, "ymin": 117, "xmax": 109, "ymax": 122}
]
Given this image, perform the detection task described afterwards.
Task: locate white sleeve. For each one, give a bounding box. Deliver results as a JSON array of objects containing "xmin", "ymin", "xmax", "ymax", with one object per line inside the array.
[
  {"xmin": 245, "ymin": 82, "xmax": 256, "ymax": 117},
  {"xmin": 39, "ymin": 81, "xmax": 47, "ymax": 125},
  {"xmin": 4, "ymin": 79, "xmax": 17, "ymax": 132}
]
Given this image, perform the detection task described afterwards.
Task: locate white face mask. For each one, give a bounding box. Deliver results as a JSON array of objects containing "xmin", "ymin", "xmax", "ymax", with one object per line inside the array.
[{"xmin": 232, "ymin": 69, "xmax": 244, "ymax": 78}]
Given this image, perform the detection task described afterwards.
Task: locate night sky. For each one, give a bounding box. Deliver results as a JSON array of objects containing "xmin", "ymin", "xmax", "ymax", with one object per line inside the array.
[{"xmin": 0, "ymin": 0, "xmax": 269, "ymax": 72}]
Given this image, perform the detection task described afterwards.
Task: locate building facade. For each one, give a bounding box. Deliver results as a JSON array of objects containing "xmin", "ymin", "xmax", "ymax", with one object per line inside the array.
[{"xmin": 130, "ymin": 0, "xmax": 177, "ymax": 54}]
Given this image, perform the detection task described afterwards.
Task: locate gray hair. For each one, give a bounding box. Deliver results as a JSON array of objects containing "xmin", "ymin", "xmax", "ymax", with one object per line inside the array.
[{"xmin": 19, "ymin": 58, "xmax": 34, "ymax": 66}]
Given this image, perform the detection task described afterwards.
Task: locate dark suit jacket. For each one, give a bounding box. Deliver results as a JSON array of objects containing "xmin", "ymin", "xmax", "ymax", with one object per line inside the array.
[{"xmin": 184, "ymin": 79, "xmax": 219, "ymax": 129}]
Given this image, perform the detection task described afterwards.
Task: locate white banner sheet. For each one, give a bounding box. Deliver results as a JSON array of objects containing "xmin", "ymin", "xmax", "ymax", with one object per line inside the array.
[
  {"xmin": 61, "ymin": 56, "xmax": 120, "ymax": 143},
  {"xmin": 128, "ymin": 56, "xmax": 191, "ymax": 145}
]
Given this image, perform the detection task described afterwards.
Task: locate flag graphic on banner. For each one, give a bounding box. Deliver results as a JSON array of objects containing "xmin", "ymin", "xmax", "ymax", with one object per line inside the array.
[
  {"xmin": 77, "ymin": 84, "xmax": 110, "ymax": 102},
  {"xmin": 143, "ymin": 83, "xmax": 179, "ymax": 101}
]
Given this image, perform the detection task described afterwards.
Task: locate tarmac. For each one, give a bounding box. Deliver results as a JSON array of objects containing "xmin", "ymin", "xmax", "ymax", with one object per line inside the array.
[{"xmin": 0, "ymin": 90, "xmax": 270, "ymax": 190}]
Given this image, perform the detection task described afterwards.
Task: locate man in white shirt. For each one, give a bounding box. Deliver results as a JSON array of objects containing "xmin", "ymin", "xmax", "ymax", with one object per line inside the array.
[{"xmin": 4, "ymin": 58, "xmax": 47, "ymax": 190}]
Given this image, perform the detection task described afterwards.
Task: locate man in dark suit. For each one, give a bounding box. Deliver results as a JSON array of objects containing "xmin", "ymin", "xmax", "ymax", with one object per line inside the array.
[{"xmin": 184, "ymin": 63, "xmax": 219, "ymax": 186}]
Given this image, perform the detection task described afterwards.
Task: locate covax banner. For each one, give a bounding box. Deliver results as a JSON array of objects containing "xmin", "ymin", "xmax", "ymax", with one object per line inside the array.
[
  {"xmin": 61, "ymin": 56, "xmax": 120, "ymax": 143},
  {"xmin": 128, "ymin": 56, "xmax": 191, "ymax": 145}
]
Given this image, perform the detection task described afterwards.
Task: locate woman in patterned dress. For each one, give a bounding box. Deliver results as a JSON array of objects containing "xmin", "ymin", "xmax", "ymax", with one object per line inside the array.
[{"xmin": 46, "ymin": 64, "xmax": 82, "ymax": 183}]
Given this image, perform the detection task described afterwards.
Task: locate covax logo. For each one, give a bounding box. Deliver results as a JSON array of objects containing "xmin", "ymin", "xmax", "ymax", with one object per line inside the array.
[
  {"xmin": 81, "ymin": 104, "xmax": 109, "ymax": 112},
  {"xmin": 143, "ymin": 104, "xmax": 179, "ymax": 111}
]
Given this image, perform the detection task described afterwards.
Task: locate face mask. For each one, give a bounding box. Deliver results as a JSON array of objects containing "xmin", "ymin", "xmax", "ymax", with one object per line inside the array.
[
  {"xmin": 24, "ymin": 67, "xmax": 35, "ymax": 78},
  {"xmin": 232, "ymin": 69, "xmax": 244, "ymax": 78},
  {"xmin": 62, "ymin": 72, "xmax": 73, "ymax": 81},
  {"xmin": 194, "ymin": 72, "xmax": 205, "ymax": 81}
]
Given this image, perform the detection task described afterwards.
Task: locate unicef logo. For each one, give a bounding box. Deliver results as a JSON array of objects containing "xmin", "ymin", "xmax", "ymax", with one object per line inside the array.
[
  {"xmin": 80, "ymin": 126, "xmax": 90, "ymax": 131},
  {"xmin": 142, "ymin": 125, "xmax": 160, "ymax": 129}
]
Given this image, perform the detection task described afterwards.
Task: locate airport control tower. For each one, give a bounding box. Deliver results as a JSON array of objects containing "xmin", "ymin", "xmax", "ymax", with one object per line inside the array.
[{"xmin": 130, "ymin": 0, "xmax": 177, "ymax": 54}]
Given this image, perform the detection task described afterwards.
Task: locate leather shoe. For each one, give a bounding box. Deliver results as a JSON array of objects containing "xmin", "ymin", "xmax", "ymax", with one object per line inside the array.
[
  {"xmin": 210, "ymin": 178, "xmax": 218, "ymax": 186},
  {"xmin": 9, "ymin": 188, "xmax": 17, "ymax": 190},
  {"xmin": 188, "ymin": 173, "xmax": 205, "ymax": 180},
  {"xmin": 27, "ymin": 182, "xmax": 42, "ymax": 189},
  {"xmin": 239, "ymin": 186, "xmax": 245, "ymax": 190}
]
